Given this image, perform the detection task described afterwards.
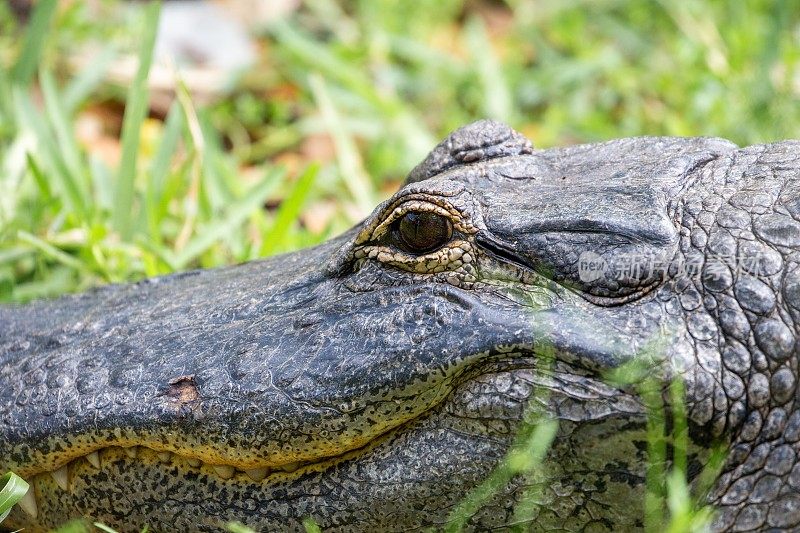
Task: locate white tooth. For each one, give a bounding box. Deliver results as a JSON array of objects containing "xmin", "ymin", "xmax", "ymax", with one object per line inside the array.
[
  {"xmin": 124, "ymin": 446, "xmax": 139, "ymax": 459},
  {"xmin": 212, "ymin": 465, "xmax": 235, "ymax": 479},
  {"xmin": 158, "ymin": 451, "xmax": 172, "ymax": 463},
  {"xmin": 51, "ymin": 465, "xmax": 69, "ymax": 491},
  {"xmin": 187, "ymin": 458, "xmax": 201, "ymax": 468},
  {"xmin": 18, "ymin": 488, "xmax": 37, "ymax": 518},
  {"xmin": 279, "ymin": 461, "xmax": 301, "ymax": 473},
  {"xmin": 244, "ymin": 467, "xmax": 269, "ymax": 481},
  {"xmin": 86, "ymin": 451, "xmax": 101, "ymax": 468}
]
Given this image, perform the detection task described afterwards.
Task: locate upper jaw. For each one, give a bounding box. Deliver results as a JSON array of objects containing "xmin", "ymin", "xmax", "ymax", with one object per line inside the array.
[
  {"xmin": 3, "ymin": 247, "xmax": 661, "ymax": 478},
  {"xmin": 3, "ymin": 208, "xmax": 681, "ymax": 492},
  {"xmin": 8, "ymin": 356, "xmax": 657, "ymax": 530},
  {"xmin": 0, "ymin": 237, "xmax": 558, "ymax": 476}
]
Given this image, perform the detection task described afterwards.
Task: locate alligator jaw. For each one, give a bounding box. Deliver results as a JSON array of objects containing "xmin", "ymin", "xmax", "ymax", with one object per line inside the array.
[
  {"xmin": 10, "ymin": 358, "xmax": 650, "ymax": 530},
  {"xmin": 1, "ymin": 232, "xmax": 583, "ymax": 528},
  {"xmin": 1, "ymin": 226, "xmax": 664, "ymax": 531},
  {"xmin": 14, "ymin": 433, "xmax": 395, "ymax": 522}
]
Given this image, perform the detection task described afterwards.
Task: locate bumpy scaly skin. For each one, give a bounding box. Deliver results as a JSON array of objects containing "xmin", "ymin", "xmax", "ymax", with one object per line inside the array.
[{"xmin": 0, "ymin": 121, "xmax": 798, "ymax": 531}]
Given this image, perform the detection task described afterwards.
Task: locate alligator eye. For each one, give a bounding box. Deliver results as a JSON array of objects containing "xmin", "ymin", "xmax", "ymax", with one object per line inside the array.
[{"xmin": 393, "ymin": 211, "xmax": 453, "ymax": 254}]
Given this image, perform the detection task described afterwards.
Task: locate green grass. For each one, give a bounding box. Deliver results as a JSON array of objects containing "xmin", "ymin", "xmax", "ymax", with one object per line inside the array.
[
  {"xmin": 445, "ymin": 349, "xmax": 560, "ymax": 532},
  {"xmin": 0, "ymin": 2, "xmax": 340, "ymax": 302},
  {"xmin": 0, "ymin": 0, "xmax": 796, "ymax": 529},
  {"xmin": 0, "ymin": 472, "xmax": 28, "ymax": 523},
  {"xmin": 604, "ymin": 347, "xmax": 727, "ymax": 533},
  {"xmin": 2, "ymin": 0, "xmax": 799, "ymax": 302}
]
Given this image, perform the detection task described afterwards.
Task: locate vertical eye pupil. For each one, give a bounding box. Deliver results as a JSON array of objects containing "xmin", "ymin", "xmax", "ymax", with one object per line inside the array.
[{"xmin": 396, "ymin": 212, "xmax": 453, "ymax": 253}]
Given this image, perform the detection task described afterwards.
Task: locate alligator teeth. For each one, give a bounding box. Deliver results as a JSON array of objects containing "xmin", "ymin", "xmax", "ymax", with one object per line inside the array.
[
  {"xmin": 279, "ymin": 461, "xmax": 300, "ymax": 473},
  {"xmin": 212, "ymin": 465, "xmax": 235, "ymax": 479},
  {"xmin": 18, "ymin": 488, "xmax": 37, "ymax": 518},
  {"xmin": 31, "ymin": 446, "xmax": 317, "ymax": 490},
  {"xmin": 51, "ymin": 465, "xmax": 69, "ymax": 491},
  {"xmin": 244, "ymin": 467, "xmax": 269, "ymax": 481},
  {"xmin": 86, "ymin": 451, "xmax": 101, "ymax": 468}
]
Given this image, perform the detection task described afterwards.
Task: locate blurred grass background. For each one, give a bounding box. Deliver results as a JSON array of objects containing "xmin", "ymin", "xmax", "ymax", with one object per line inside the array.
[{"xmin": 1, "ymin": 0, "xmax": 800, "ymax": 302}]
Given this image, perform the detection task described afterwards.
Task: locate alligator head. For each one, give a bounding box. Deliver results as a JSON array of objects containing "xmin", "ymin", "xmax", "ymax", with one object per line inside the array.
[{"xmin": 2, "ymin": 121, "xmax": 799, "ymax": 531}]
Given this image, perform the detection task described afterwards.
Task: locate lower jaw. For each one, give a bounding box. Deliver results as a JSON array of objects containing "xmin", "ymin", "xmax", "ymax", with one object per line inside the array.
[
  {"xmin": 12, "ymin": 418, "xmax": 653, "ymax": 533},
  {"xmin": 7, "ymin": 434, "xmax": 394, "ymax": 531},
  {"xmin": 8, "ymin": 366, "xmax": 652, "ymax": 532}
]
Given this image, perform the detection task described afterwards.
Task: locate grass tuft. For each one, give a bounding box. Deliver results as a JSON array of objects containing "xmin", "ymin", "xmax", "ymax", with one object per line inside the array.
[
  {"xmin": 9, "ymin": 0, "xmax": 56, "ymax": 85},
  {"xmin": 113, "ymin": 1, "xmax": 160, "ymax": 239},
  {"xmin": 0, "ymin": 472, "xmax": 28, "ymax": 523}
]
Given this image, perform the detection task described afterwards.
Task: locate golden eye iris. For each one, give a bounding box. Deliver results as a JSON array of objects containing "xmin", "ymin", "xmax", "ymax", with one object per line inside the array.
[{"xmin": 395, "ymin": 212, "xmax": 453, "ymax": 253}]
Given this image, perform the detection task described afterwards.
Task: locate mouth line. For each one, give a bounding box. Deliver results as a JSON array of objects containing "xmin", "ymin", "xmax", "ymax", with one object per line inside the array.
[
  {"xmin": 14, "ymin": 358, "xmax": 627, "ymax": 522},
  {"xmin": 16, "ymin": 434, "xmax": 391, "ymax": 521},
  {"xmin": 25, "ymin": 422, "xmax": 396, "ymax": 487}
]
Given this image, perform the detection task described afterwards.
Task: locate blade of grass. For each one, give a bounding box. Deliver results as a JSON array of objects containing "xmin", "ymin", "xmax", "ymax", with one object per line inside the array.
[
  {"xmin": 198, "ymin": 111, "xmax": 236, "ymax": 208},
  {"xmin": 0, "ymin": 46, "xmax": 8, "ymax": 108},
  {"xmin": 464, "ymin": 16, "xmax": 513, "ymax": 123},
  {"xmin": 603, "ymin": 345, "xmax": 672, "ymax": 532},
  {"xmin": 40, "ymin": 69, "xmax": 89, "ymax": 197},
  {"xmin": 171, "ymin": 167, "xmax": 285, "ymax": 269},
  {"xmin": 664, "ymin": 380, "xmax": 723, "ymax": 533},
  {"xmin": 113, "ymin": 1, "xmax": 161, "ymax": 239},
  {"xmin": 0, "ymin": 130, "xmax": 33, "ymax": 225},
  {"xmin": 63, "ymin": 47, "xmax": 116, "ymax": 113},
  {"xmin": 145, "ymin": 147, "xmax": 195, "ymax": 262},
  {"xmin": 93, "ymin": 523, "xmax": 121, "ymax": 533},
  {"xmin": 92, "ymin": 523, "xmax": 148, "ymax": 533},
  {"xmin": 259, "ymin": 163, "xmax": 319, "ymax": 257},
  {"xmin": 445, "ymin": 419, "xmax": 558, "ymax": 532},
  {"xmin": 0, "ymin": 471, "xmax": 29, "ymax": 523},
  {"xmin": 271, "ymin": 22, "xmax": 434, "ymax": 161},
  {"xmin": 12, "ymin": 87, "xmax": 87, "ymax": 217},
  {"xmin": 17, "ymin": 230, "xmax": 90, "ymax": 273},
  {"xmin": 172, "ymin": 77, "xmax": 205, "ymax": 252},
  {"xmin": 302, "ymin": 518, "xmax": 322, "ymax": 533},
  {"xmin": 446, "ymin": 347, "xmax": 558, "ymax": 531},
  {"xmin": 308, "ymin": 73, "xmax": 375, "ymax": 217},
  {"xmin": 146, "ymin": 102, "xmax": 184, "ymax": 241},
  {"xmin": 148, "ymin": 102, "xmax": 184, "ymax": 202},
  {"xmin": 10, "ymin": 0, "xmax": 57, "ymax": 86},
  {"xmin": 51, "ymin": 519, "xmax": 91, "ymax": 533},
  {"xmin": 643, "ymin": 374, "xmax": 667, "ymax": 533},
  {"xmin": 26, "ymin": 152, "xmax": 53, "ymax": 200},
  {"xmin": 226, "ymin": 522, "xmax": 256, "ymax": 533},
  {"xmin": 669, "ymin": 376, "xmax": 688, "ymax": 477},
  {"xmin": 89, "ymin": 155, "xmax": 115, "ymax": 212},
  {"xmin": 0, "ymin": 247, "xmax": 35, "ymax": 265}
]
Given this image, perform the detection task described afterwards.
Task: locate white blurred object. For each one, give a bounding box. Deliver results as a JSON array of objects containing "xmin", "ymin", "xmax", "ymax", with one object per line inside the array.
[
  {"xmin": 155, "ymin": 1, "xmax": 256, "ymax": 71},
  {"xmin": 69, "ymin": 0, "xmax": 299, "ymax": 112}
]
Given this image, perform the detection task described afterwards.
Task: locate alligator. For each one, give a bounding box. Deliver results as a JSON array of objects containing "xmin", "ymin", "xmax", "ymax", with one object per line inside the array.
[{"xmin": 1, "ymin": 120, "xmax": 799, "ymax": 531}]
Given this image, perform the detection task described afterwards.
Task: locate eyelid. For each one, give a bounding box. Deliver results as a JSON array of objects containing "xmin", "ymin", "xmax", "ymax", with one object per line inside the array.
[
  {"xmin": 362, "ymin": 198, "xmax": 474, "ymax": 243},
  {"xmin": 357, "ymin": 238, "xmax": 473, "ymax": 271}
]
